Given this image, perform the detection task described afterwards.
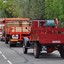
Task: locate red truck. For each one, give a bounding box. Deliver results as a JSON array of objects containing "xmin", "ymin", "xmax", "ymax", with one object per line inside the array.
[
  {"xmin": 3, "ymin": 18, "xmax": 31, "ymax": 47},
  {"xmin": 0, "ymin": 18, "xmax": 5, "ymax": 40},
  {"xmin": 23, "ymin": 18, "xmax": 64, "ymax": 58}
]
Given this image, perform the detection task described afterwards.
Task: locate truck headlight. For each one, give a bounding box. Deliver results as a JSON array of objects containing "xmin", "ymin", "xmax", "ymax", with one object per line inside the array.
[{"xmin": 12, "ymin": 35, "xmax": 18, "ymax": 39}]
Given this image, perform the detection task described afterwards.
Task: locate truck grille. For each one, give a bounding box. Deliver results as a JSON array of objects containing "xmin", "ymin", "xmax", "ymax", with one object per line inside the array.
[{"xmin": 16, "ymin": 27, "xmax": 22, "ymax": 32}]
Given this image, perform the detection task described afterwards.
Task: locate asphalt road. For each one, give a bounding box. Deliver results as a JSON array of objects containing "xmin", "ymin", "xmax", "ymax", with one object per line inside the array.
[{"xmin": 0, "ymin": 41, "xmax": 64, "ymax": 64}]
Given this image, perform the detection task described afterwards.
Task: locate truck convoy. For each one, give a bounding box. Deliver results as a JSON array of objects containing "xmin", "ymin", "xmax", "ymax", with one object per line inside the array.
[
  {"xmin": 3, "ymin": 18, "xmax": 31, "ymax": 47},
  {"xmin": 23, "ymin": 18, "xmax": 64, "ymax": 58},
  {"xmin": 1, "ymin": 17, "xmax": 64, "ymax": 58}
]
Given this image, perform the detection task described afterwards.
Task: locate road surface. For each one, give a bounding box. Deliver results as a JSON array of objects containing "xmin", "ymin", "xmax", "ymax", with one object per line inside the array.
[{"xmin": 0, "ymin": 41, "xmax": 64, "ymax": 64}]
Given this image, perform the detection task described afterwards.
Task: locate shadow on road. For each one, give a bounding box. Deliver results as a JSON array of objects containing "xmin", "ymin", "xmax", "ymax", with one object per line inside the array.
[{"xmin": 27, "ymin": 52, "xmax": 62, "ymax": 60}]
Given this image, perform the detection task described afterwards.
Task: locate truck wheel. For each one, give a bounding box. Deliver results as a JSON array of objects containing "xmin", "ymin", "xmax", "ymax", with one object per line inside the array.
[
  {"xmin": 5, "ymin": 39, "xmax": 8, "ymax": 44},
  {"xmin": 59, "ymin": 45, "xmax": 64, "ymax": 58},
  {"xmin": 9, "ymin": 43, "xmax": 12, "ymax": 47},
  {"xmin": 33, "ymin": 42, "xmax": 40, "ymax": 58},
  {"xmin": 9, "ymin": 41, "xmax": 13, "ymax": 47},
  {"xmin": 23, "ymin": 39, "xmax": 28, "ymax": 54},
  {"xmin": 23, "ymin": 46, "xmax": 28, "ymax": 54}
]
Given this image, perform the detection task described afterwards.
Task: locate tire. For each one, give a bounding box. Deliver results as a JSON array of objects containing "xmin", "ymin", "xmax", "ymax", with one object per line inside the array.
[
  {"xmin": 5, "ymin": 34, "xmax": 10, "ymax": 44},
  {"xmin": 33, "ymin": 42, "xmax": 40, "ymax": 58},
  {"xmin": 9, "ymin": 43, "xmax": 12, "ymax": 47},
  {"xmin": 23, "ymin": 47, "xmax": 28, "ymax": 54},
  {"xmin": 59, "ymin": 45, "xmax": 64, "ymax": 58},
  {"xmin": 9, "ymin": 41, "xmax": 13, "ymax": 47},
  {"xmin": 5, "ymin": 39, "xmax": 8, "ymax": 44},
  {"xmin": 23, "ymin": 39, "xmax": 28, "ymax": 54}
]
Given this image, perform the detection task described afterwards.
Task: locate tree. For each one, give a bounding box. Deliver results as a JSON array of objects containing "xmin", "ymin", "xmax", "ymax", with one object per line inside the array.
[
  {"xmin": 29, "ymin": 0, "xmax": 45, "ymax": 19},
  {"xmin": 45, "ymin": 0, "xmax": 63, "ymax": 21}
]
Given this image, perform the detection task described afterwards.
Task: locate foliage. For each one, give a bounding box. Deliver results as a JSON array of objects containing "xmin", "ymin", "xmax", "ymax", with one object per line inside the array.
[
  {"xmin": 45, "ymin": 0, "xmax": 64, "ymax": 21},
  {"xmin": 0, "ymin": 0, "xmax": 64, "ymax": 22}
]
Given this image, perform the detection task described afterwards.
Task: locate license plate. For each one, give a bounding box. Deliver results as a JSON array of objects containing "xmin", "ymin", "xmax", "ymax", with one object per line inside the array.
[
  {"xmin": 52, "ymin": 41, "xmax": 61, "ymax": 43},
  {"xmin": 17, "ymin": 42, "xmax": 20, "ymax": 43}
]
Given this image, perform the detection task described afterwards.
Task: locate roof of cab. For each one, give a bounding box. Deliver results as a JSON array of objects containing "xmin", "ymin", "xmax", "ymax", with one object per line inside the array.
[{"xmin": 5, "ymin": 18, "xmax": 30, "ymax": 21}]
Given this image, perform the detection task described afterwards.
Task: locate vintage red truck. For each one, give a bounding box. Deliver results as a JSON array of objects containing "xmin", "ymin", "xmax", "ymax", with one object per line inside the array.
[
  {"xmin": 0, "ymin": 18, "xmax": 5, "ymax": 40},
  {"xmin": 23, "ymin": 18, "xmax": 64, "ymax": 58},
  {"xmin": 3, "ymin": 18, "xmax": 31, "ymax": 47}
]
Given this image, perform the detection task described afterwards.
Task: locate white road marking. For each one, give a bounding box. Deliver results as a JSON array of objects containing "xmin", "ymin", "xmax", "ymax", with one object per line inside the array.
[
  {"xmin": 7, "ymin": 60, "xmax": 12, "ymax": 64},
  {"xmin": 2, "ymin": 54, "xmax": 7, "ymax": 60},
  {"xmin": 0, "ymin": 50, "xmax": 13, "ymax": 64}
]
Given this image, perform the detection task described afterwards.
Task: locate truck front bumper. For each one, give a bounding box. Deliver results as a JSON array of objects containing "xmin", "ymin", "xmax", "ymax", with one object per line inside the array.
[{"xmin": 10, "ymin": 39, "xmax": 23, "ymax": 46}]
